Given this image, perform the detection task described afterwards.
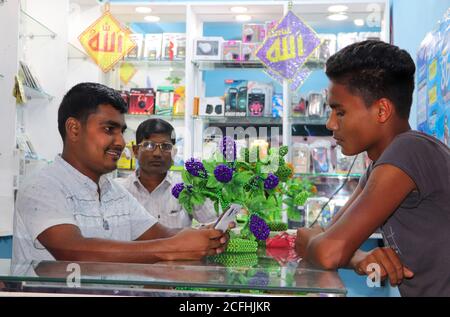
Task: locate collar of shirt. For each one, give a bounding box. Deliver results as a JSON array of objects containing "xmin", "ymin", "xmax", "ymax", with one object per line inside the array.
[
  {"xmin": 54, "ymin": 155, "xmax": 112, "ymax": 195},
  {"xmin": 131, "ymin": 169, "xmax": 174, "ymax": 194}
]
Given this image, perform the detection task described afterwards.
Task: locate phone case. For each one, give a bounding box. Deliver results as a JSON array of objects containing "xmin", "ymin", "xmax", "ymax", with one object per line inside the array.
[{"xmin": 214, "ymin": 204, "xmax": 241, "ymax": 231}]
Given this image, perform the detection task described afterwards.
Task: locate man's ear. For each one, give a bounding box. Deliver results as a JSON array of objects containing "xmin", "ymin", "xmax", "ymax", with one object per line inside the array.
[
  {"xmin": 65, "ymin": 117, "xmax": 82, "ymax": 142},
  {"xmin": 374, "ymin": 98, "xmax": 394, "ymax": 123}
]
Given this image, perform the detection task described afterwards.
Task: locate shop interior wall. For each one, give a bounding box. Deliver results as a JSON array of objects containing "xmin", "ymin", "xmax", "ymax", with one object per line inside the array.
[{"xmin": 392, "ymin": 0, "xmax": 450, "ymax": 129}]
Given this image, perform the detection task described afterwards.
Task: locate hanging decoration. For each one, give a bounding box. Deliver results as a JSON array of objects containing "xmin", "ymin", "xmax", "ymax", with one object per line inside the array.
[
  {"xmin": 78, "ymin": 6, "xmax": 136, "ymax": 73},
  {"xmin": 256, "ymin": 3, "xmax": 321, "ymax": 91}
]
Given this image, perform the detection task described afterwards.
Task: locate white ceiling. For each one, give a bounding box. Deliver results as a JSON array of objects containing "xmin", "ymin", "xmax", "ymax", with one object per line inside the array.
[{"xmin": 70, "ymin": 1, "xmax": 386, "ymax": 26}]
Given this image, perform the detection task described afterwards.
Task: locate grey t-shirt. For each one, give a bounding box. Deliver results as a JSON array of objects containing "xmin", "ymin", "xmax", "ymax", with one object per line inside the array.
[{"xmin": 359, "ymin": 130, "xmax": 450, "ymax": 297}]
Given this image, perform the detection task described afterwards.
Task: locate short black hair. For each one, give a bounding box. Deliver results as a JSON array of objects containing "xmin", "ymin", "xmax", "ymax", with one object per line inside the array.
[
  {"xmin": 57, "ymin": 82, "xmax": 127, "ymax": 142},
  {"xmin": 325, "ymin": 40, "xmax": 416, "ymax": 119},
  {"xmin": 136, "ymin": 118, "xmax": 176, "ymax": 145}
]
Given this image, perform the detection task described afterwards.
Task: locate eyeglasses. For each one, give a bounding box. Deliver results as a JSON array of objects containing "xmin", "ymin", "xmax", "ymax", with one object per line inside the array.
[{"xmin": 139, "ymin": 141, "xmax": 174, "ymax": 152}]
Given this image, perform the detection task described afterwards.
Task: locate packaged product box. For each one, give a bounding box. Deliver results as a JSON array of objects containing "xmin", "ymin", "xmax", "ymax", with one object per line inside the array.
[
  {"xmin": 117, "ymin": 141, "xmax": 135, "ymax": 170},
  {"xmin": 241, "ymin": 43, "xmax": 260, "ymax": 61},
  {"xmin": 224, "ymin": 79, "xmax": 248, "ymax": 116},
  {"xmin": 247, "ymin": 81, "xmax": 273, "ymax": 117},
  {"xmin": 305, "ymin": 197, "xmax": 334, "ymax": 227},
  {"xmin": 127, "ymin": 34, "xmax": 144, "ymax": 59},
  {"xmin": 223, "ymin": 40, "xmax": 241, "ymax": 61},
  {"xmin": 292, "ymin": 143, "xmax": 310, "ymax": 174},
  {"xmin": 162, "ymin": 33, "xmax": 186, "ymax": 60},
  {"xmin": 193, "ymin": 37, "xmax": 224, "ymax": 61},
  {"xmin": 155, "ymin": 86, "xmax": 174, "ymax": 115},
  {"xmin": 291, "ymin": 93, "xmax": 308, "ymax": 117},
  {"xmin": 272, "ymin": 94, "xmax": 283, "ymax": 118},
  {"xmin": 264, "ymin": 20, "xmax": 278, "ymax": 39},
  {"xmin": 172, "ymin": 86, "xmax": 185, "ymax": 116},
  {"xmin": 200, "ymin": 96, "xmax": 225, "ymax": 116},
  {"xmin": 143, "ymin": 33, "xmax": 163, "ymax": 60},
  {"xmin": 315, "ymin": 34, "xmax": 337, "ymax": 62},
  {"xmin": 118, "ymin": 90, "xmax": 130, "ymax": 110},
  {"xmin": 242, "ymin": 23, "xmax": 266, "ymax": 43},
  {"xmin": 309, "ymin": 140, "xmax": 333, "ymax": 173},
  {"xmin": 128, "ymin": 88, "xmax": 155, "ymax": 115}
]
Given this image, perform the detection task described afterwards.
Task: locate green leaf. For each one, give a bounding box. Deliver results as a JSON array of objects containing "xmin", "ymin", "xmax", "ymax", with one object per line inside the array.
[
  {"xmin": 234, "ymin": 171, "xmax": 253, "ymax": 185},
  {"xmin": 182, "ymin": 170, "xmax": 193, "ymax": 184},
  {"xmin": 206, "ymin": 176, "xmax": 221, "ymax": 189},
  {"xmin": 191, "ymin": 192, "xmax": 205, "ymax": 205},
  {"xmin": 203, "ymin": 160, "xmax": 216, "ymax": 174},
  {"xmin": 178, "ymin": 190, "xmax": 191, "ymax": 210}
]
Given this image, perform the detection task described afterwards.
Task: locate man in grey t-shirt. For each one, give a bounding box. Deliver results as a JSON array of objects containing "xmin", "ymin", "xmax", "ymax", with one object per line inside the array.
[
  {"xmin": 359, "ymin": 131, "xmax": 450, "ymax": 296},
  {"xmin": 294, "ymin": 40, "xmax": 450, "ymax": 296}
]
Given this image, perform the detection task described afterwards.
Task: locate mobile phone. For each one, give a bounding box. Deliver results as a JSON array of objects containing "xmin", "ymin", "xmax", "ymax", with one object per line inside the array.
[{"xmin": 214, "ymin": 203, "xmax": 241, "ymax": 232}]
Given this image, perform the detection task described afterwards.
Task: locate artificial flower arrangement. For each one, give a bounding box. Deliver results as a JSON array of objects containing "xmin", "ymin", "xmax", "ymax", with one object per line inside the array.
[
  {"xmin": 281, "ymin": 177, "xmax": 317, "ymax": 226},
  {"xmin": 172, "ymin": 136, "xmax": 293, "ymax": 242}
]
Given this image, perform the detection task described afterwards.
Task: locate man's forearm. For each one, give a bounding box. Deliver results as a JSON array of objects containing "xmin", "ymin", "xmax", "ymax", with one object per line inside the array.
[{"xmin": 47, "ymin": 236, "xmax": 182, "ymax": 263}]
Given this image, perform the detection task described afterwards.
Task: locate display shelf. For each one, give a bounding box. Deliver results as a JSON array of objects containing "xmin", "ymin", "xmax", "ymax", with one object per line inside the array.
[
  {"xmin": 125, "ymin": 114, "xmax": 185, "ymax": 120},
  {"xmin": 192, "ymin": 59, "xmax": 325, "ymax": 71},
  {"xmin": 290, "ymin": 116, "xmax": 328, "ymax": 125},
  {"xmin": 123, "ymin": 59, "xmax": 185, "ymax": 69},
  {"xmin": 191, "ymin": 116, "xmax": 329, "ymax": 126},
  {"xmin": 193, "ymin": 115, "xmax": 282, "ymax": 125},
  {"xmin": 294, "ymin": 172, "xmax": 362, "ymax": 179},
  {"xmin": 19, "ymin": 10, "xmax": 57, "ymax": 40},
  {"xmin": 23, "ymin": 85, "xmax": 53, "ymax": 101},
  {"xmin": 285, "ymin": 229, "xmax": 382, "ymax": 240}
]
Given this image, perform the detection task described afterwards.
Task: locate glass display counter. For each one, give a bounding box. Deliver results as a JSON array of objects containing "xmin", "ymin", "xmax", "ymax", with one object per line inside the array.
[{"xmin": 0, "ymin": 247, "xmax": 346, "ymax": 297}]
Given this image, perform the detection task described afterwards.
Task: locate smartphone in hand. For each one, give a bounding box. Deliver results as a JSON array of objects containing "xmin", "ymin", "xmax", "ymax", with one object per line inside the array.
[{"xmin": 214, "ymin": 203, "xmax": 241, "ymax": 232}]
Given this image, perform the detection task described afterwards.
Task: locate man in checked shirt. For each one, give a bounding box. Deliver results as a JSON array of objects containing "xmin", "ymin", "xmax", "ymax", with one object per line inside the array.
[{"xmin": 116, "ymin": 119, "xmax": 218, "ymax": 228}]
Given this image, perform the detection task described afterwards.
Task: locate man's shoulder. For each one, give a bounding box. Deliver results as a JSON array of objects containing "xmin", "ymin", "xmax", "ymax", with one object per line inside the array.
[
  {"xmin": 19, "ymin": 162, "xmax": 63, "ymax": 193},
  {"xmin": 113, "ymin": 173, "xmax": 133, "ymax": 187}
]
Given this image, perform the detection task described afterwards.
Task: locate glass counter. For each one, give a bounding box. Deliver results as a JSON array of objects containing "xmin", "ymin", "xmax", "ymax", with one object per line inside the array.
[{"xmin": 0, "ymin": 248, "xmax": 346, "ymax": 297}]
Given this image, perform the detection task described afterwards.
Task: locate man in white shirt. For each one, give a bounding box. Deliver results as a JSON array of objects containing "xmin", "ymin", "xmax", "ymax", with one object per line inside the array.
[
  {"xmin": 13, "ymin": 82, "xmax": 230, "ymax": 264},
  {"xmin": 116, "ymin": 119, "xmax": 217, "ymax": 228}
]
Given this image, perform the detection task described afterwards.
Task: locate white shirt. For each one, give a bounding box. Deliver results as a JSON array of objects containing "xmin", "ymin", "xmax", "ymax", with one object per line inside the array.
[
  {"xmin": 12, "ymin": 156, "xmax": 157, "ymax": 264},
  {"xmin": 115, "ymin": 171, "xmax": 218, "ymax": 228}
]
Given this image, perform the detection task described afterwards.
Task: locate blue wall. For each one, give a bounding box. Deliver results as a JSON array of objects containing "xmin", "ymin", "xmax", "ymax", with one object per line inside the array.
[
  {"xmin": 392, "ymin": 0, "xmax": 450, "ymax": 129},
  {"xmin": 0, "ymin": 237, "xmax": 12, "ymax": 259}
]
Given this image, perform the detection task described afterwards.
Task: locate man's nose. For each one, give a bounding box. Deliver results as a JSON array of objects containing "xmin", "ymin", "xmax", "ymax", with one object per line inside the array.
[
  {"xmin": 326, "ymin": 112, "xmax": 337, "ymax": 131},
  {"xmin": 152, "ymin": 145, "xmax": 163, "ymax": 156},
  {"xmin": 115, "ymin": 132, "xmax": 126, "ymax": 149}
]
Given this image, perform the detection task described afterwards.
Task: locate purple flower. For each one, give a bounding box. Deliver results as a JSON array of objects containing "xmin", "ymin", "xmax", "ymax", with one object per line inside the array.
[
  {"xmin": 264, "ymin": 173, "xmax": 279, "ymax": 190},
  {"xmin": 249, "ymin": 214, "xmax": 270, "ymax": 240},
  {"xmin": 171, "ymin": 183, "xmax": 185, "ymax": 199},
  {"xmin": 248, "ymin": 271, "xmax": 269, "ymax": 287},
  {"xmin": 220, "ymin": 136, "xmax": 237, "ymax": 161},
  {"xmin": 185, "ymin": 158, "xmax": 207, "ymax": 178},
  {"xmin": 214, "ymin": 164, "xmax": 233, "ymax": 183}
]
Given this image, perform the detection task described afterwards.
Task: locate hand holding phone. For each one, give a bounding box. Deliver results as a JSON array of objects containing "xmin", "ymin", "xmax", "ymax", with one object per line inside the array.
[{"xmin": 214, "ymin": 203, "xmax": 241, "ymax": 232}]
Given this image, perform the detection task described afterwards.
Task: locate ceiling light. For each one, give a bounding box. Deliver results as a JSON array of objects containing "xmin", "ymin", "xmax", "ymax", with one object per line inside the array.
[
  {"xmin": 144, "ymin": 15, "xmax": 160, "ymax": 22},
  {"xmin": 327, "ymin": 13, "xmax": 348, "ymax": 21},
  {"xmin": 135, "ymin": 7, "xmax": 152, "ymax": 14},
  {"xmin": 354, "ymin": 19, "xmax": 365, "ymax": 26},
  {"xmin": 328, "ymin": 5, "xmax": 349, "ymax": 13},
  {"xmin": 230, "ymin": 6, "xmax": 248, "ymax": 14},
  {"xmin": 235, "ymin": 14, "xmax": 252, "ymax": 22}
]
